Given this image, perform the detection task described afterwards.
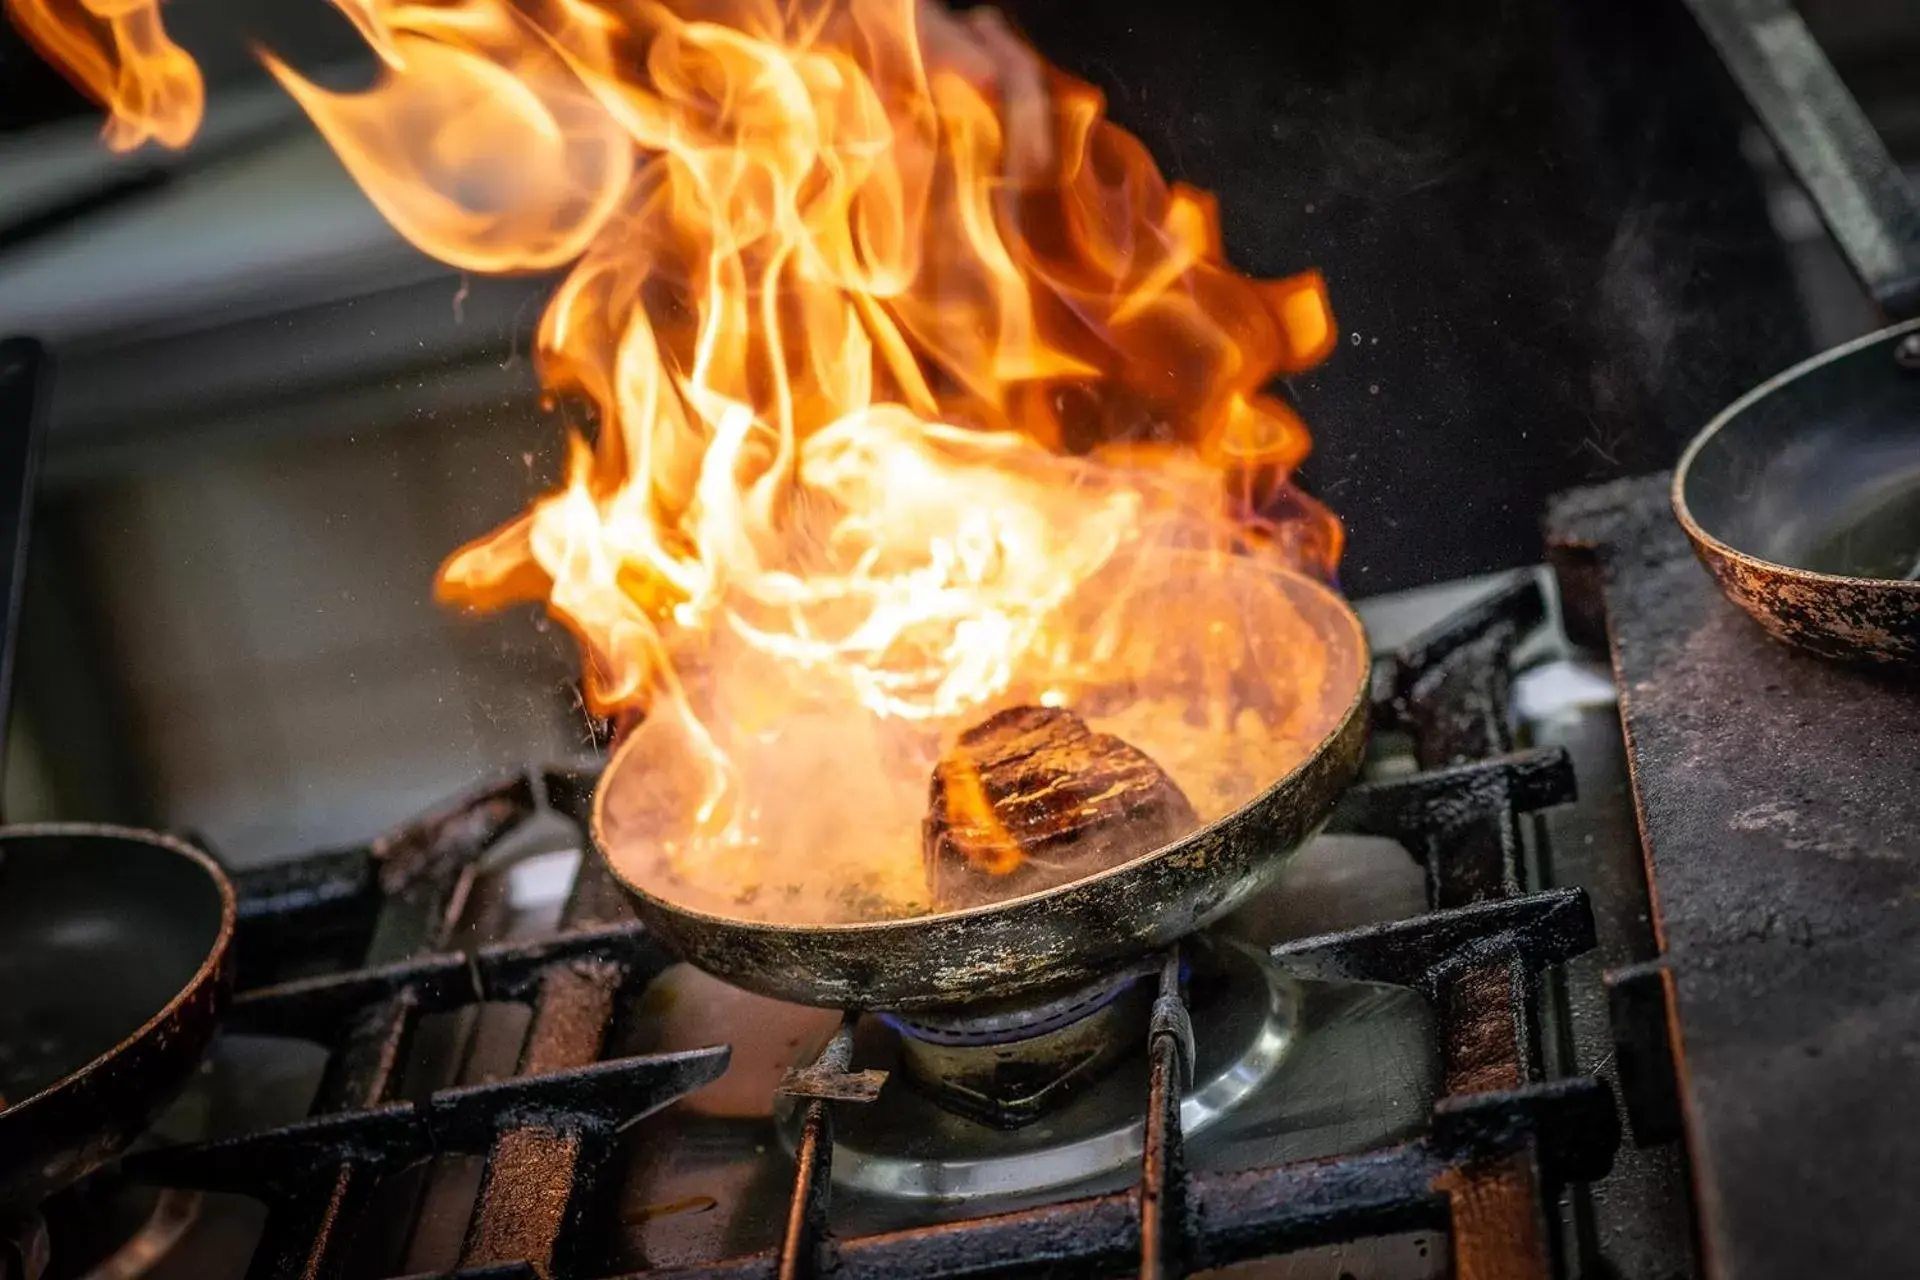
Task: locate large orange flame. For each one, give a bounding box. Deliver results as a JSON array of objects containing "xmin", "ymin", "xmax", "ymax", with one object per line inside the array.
[
  {"xmin": 326, "ymin": 0, "xmax": 1342, "ymax": 720},
  {"xmin": 6, "ymin": 0, "xmax": 202, "ymax": 150},
  {"xmin": 16, "ymin": 0, "xmax": 1349, "ymax": 918}
]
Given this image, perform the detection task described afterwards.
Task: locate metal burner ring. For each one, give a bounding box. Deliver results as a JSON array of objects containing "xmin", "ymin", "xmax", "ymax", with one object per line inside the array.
[{"xmin": 881, "ymin": 961, "xmax": 1160, "ymax": 1047}]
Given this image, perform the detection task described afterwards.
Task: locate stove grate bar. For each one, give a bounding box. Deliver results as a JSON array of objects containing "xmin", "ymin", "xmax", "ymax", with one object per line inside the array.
[
  {"xmin": 1138, "ymin": 949, "xmax": 1192, "ymax": 1280},
  {"xmin": 229, "ymin": 952, "xmax": 478, "ymax": 1041},
  {"xmin": 774, "ymin": 1016, "xmax": 858, "ymax": 1280},
  {"xmin": 616, "ymin": 1076, "xmax": 1612, "ymax": 1280},
  {"xmin": 229, "ymin": 917, "xmax": 673, "ymax": 1029},
  {"xmin": 1326, "ymin": 746, "xmax": 1576, "ymax": 856},
  {"xmin": 222, "ymin": 774, "xmax": 543, "ymax": 962},
  {"xmin": 1390, "ymin": 569, "xmax": 1558, "ymax": 1278},
  {"xmin": 129, "ymin": 1048, "xmax": 728, "ymax": 1275},
  {"xmin": 1374, "ymin": 575, "xmax": 1546, "ymax": 718},
  {"xmin": 455, "ymin": 835, "xmax": 689, "ymax": 1276},
  {"xmin": 1270, "ymin": 886, "xmax": 1594, "ymax": 995}
]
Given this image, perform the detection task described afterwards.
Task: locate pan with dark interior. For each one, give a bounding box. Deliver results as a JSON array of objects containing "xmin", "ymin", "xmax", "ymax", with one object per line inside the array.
[
  {"xmin": 0, "ymin": 826, "xmax": 236, "ymax": 1211},
  {"xmin": 1673, "ymin": 0, "xmax": 1920, "ymax": 666},
  {"xmin": 0, "ymin": 345, "xmax": 238, "ymax": 1228},
  {"xmin": 591, "ymin": 565, "xmax": 1370, "ymax": 1012},
  {"xmin": 1675, "ymin": 321, "xmax": 1920, "ymax": 664}
]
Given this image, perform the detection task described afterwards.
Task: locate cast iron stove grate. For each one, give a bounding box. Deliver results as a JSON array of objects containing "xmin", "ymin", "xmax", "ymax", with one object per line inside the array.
[{"xmin": 127, "ymin": 577, "xmax": 1619, "ymax": 1280}]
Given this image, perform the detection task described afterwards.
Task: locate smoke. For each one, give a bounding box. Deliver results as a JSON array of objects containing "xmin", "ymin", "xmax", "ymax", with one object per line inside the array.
[{"xmin": 1591, "ymin": 203, "xmax": 1683, "ymax": 424}]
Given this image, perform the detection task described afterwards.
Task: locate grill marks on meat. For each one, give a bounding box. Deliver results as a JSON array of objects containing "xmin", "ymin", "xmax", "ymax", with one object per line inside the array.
[{"xmin": 923, "ymin": 706, "xmax": 1198, "ymax": 909}]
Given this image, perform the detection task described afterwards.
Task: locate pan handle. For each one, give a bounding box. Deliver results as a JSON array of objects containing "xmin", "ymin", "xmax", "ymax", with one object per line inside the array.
[
  {"xmin": 1683, "ymin": 0, "xmax": 1920, "ymax": 321},
  {"xmin": 0, "ymin": 340, "xmax": 49, "ymax": 823}
]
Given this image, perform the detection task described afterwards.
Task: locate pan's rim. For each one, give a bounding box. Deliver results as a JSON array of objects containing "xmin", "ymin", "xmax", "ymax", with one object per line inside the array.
[
  {"xmin": 1672, "ymin": 316, "xmax": 1920, "ymax": 593},
  {"xmin": 0, "ymin": 822, "xmax": 237, "ymax": 1119},
  {"xmin": 591, "ymin": 565, "xmax": 1371, "ymax": 941}
]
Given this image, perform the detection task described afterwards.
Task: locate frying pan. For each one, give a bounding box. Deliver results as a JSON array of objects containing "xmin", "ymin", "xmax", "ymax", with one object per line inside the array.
[
  {"xmin": 0, "ymin": 345, "xmax": 238, "ymax": 1220},
  {"xmin": 1674, "ymin": 0, "xmax": 1920, "ymax": 665},
  {"xmin": 0, "ymin": 826, "xmax": 235, "ymax": 1210},
  {"xmin": 592, "ymin": 563, "xmax": 1370, "ymax": 1012}
]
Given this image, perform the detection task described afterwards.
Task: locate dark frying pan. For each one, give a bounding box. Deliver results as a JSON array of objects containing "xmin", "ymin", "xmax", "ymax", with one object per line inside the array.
[
  {"xmin": 1675, "ymin": 322, "xmax": 1920, "ymax": 664},
  {"xmin": 591, "ymin": 564, "xmax": 1370, "ymax": 1011},
  {"xmin": 0, "ymin": 346, "xmax": 237, "ymax": 1220},
  {"xmin": 1674, "ymin": 0, "xmax": 1920, "ymax": 665},
  {"xmin": 0, "ymin": 826, "xmax": 236, "ymax": 1210}
]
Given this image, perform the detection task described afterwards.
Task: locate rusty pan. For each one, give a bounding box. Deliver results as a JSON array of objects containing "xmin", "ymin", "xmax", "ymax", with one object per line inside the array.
[
  {"xmin": 1674, "ymin": 320, "xmax": 1920, "ymax": 667},
  {"xmin": 590, "ymin": 564, "xmax": 1370, "ymax": 1012},
  {"xmin": 1674, "ymin": 1, "xmax": 1920, "ymax": 666}
]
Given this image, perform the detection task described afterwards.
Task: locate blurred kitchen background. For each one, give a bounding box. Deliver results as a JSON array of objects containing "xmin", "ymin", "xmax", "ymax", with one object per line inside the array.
[{"xmin": 1, "ymin": 0, "xmax": 1913, "ymax": 861}]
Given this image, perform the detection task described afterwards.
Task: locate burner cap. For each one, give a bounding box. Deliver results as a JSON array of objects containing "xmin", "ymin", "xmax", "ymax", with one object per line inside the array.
[
  {"xmin": 882, "ymin": 964, "xmax": 1154, "ymax": 1047},
  {"xmin": 779, "ymin": 938, "xmax": 1297, "ymax": 1200}
]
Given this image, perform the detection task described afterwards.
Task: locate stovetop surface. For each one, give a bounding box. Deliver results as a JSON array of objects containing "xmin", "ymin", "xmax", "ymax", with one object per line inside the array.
[
  {"xmin": 31, "ymin": 570, "xmax": 1689, "ymax": 1280},
  {"xmin": 1550, "ymin": 475, "xmax": 1920, "ymax": 1280}
]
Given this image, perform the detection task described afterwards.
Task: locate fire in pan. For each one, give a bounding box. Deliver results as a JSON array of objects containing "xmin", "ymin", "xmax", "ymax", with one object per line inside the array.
[{"xmin": 591, "ymin": 555, "xmax": 1370, "ymax": 1012}]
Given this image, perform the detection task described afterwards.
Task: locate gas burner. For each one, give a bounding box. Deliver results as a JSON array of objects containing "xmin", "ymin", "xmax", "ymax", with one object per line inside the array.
[
  {"xmin": 884, "ymin": 962, "xmax": 1156, "ymax": 1046},
  {"xmin": 782, "ymin": 938, "xmax": 1296, "ymax": 1201},
  {"xmin": 880, "ymin": 963, "xmax": 1158, "ymax": 1127}
]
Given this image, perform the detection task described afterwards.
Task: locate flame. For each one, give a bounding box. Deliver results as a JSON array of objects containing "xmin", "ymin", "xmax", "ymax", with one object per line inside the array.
[
  {"xmin": 938, "ymin": 752, "xmax": 1023, "ymax": 877},
  {"xmin": 5, "ymin": 0, "xmax": 202, "ymax": 151},
  {"xmin": 373, "ymin": 0, "xmax": 1344, "ymax": 721},
  {"xmin": 20, "ymin": 0, "xmax": 1350, "ymax": 917}
]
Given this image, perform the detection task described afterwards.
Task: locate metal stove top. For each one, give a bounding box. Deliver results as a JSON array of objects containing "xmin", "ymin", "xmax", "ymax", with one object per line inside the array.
[
  {"xmin": 13, "ymin": 568, "xmax": 1703, "ymax": 1280},
  {"xmin": 1550, "ymin": 475, "xmax": 1920, "ymax": 1280}
]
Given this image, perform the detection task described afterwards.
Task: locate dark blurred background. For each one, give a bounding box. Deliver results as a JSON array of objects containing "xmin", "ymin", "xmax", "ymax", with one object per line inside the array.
[{"xmin": 0, "ymin": 0, "xmax": 1913, "ymax": 855}]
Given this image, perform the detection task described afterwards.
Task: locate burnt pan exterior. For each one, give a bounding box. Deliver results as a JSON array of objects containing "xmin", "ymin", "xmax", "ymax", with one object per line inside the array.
[
  {"xmin": 1674, "ymin": 319, "xmax": 1920, "ymax": 667},
  {"xmin": 592, "ymin": 591, "xmax": 1370, "ymax": 1012}
]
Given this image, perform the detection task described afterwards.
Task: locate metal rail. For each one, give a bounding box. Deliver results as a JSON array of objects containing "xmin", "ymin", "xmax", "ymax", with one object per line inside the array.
[
  {"xmin": 1685, "ymin": 0, "xmax": 1920, "ymax": 319},
  {"xmin": 0, "ymin": 338, "xmax": 48, "ymax": 818}
]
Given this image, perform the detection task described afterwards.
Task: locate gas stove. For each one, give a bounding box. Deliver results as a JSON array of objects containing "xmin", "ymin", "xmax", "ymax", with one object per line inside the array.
[{"xmin": 12, "ymin": 567, "xmax": 1693, "ymax": 1280}]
